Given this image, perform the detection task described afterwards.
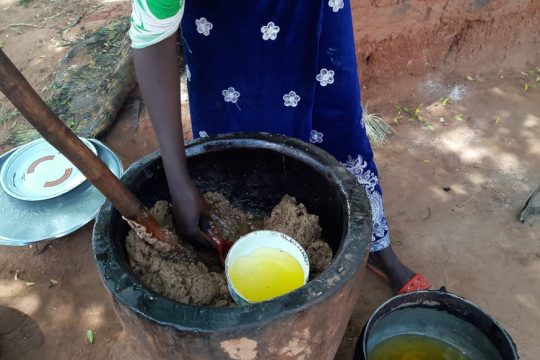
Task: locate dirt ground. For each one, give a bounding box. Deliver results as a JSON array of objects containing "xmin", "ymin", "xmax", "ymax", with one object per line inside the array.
[
  {"xmin": 1, "ymin": 0, "xmax": 540, "ymax": 359},
  {"xmin": 3, "ymin": 69, "xmax": 539, "ymax": 360}
]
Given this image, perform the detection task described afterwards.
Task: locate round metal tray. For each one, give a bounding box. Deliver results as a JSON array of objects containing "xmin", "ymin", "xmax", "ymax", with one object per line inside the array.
[{"xmin": 0, "ymin": 139, "xmax": 123, "ymax": 246}]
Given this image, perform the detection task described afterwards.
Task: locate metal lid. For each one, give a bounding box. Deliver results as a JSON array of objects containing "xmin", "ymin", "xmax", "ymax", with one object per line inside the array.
[
  {"xmin": 0, "ymin": 137, "xmax": 97, "ymax": 201},
  {"xmin": 0, "ymin": 139, "xmax": 123, "ymax": 246}
]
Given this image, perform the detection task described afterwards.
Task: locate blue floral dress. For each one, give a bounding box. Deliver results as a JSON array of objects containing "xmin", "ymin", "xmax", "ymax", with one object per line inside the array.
[{"xmin": 131, "ymin": 0, "xmax": 391, "ymax": 252}]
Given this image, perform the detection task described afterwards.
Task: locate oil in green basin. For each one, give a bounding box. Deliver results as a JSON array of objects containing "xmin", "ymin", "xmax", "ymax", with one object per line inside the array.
[{"xmin": 368, "ymin": 334, "xmax": 470, "ymax": 360}]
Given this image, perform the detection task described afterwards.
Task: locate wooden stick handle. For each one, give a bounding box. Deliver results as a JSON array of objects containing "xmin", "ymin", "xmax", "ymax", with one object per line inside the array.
[{"xmin": 0, "ymin": 49, "xmax": 179, "ymax": 251}]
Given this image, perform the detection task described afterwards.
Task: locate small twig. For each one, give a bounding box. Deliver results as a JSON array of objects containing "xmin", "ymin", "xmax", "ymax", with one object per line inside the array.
[
  {"xmin": 0, "ymin": 23, "xmax": 43, "ymax": 33},
  {"xmin": 41, "ymin": 12, "xmax": 64, "ymax": 23},
  {"xmin": 9, "ymin": 23, "xmax": 44, "ymax": 28}
]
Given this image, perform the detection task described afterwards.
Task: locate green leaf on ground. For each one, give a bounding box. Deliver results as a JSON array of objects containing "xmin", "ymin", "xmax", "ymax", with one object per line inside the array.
[
  {"xmin": 86, "ymin": 329, "xmax": 94, "ymax": 344},
  {"xmin": 454, "ymin": 114, "xmax": 465, "ymax": 122}
]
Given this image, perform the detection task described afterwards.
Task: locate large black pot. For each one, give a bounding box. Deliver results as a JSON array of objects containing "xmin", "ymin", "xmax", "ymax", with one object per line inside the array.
[
  {"xmin": 354, "ymin": 289, "xmax": 519, "ymax": 360},
  {"xmin": 93, "ymin": 133, "xmax": 372, "ymax": 359}
]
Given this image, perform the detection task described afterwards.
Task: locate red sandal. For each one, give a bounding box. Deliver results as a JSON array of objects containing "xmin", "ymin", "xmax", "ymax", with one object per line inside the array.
[
  {"xmin": 367, "ymin": 260, "xmax": 431, "ymax": 294},
  {"xmin": 396, "ymin": 273, "xmax": 431, "ymax": 294}
]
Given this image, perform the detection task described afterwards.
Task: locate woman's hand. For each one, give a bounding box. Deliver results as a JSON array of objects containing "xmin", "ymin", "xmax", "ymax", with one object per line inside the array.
[{"xmin": 170, "ymin": 179, "xmax": 212, "ymax": 247}]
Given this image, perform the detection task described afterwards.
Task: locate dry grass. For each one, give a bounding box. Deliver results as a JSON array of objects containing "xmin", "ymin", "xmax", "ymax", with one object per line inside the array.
[{"xmin": 363, "ymin": 109, "xmax": 398, "ymax": 145}]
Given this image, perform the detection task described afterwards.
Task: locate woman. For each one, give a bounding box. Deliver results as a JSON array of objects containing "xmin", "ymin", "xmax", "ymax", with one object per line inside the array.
[{"xmin": 129, "ymin": 0, "xmax": 430, "ymax": 294}]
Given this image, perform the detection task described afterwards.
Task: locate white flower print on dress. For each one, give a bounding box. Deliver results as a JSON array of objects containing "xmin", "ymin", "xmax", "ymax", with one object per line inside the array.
[
  {"xmin": 222, "ymin": 87, "xmax": 240, "ymax": 103},
  {"xmin": 367, "ymin": 191, "xmax": 390, "ymax": 251},
  {"xmin": 328, "ymin": 0, "xmax": 344, "ymax": 12},
  {"xmin": 199, "ymin": 131, "xmax": 208, "ymax": 138},
  {"xmin": 195, "ymin": 17, "xmax": 213, "ymax": 36},
  {"xmin": 283, "ymin": 91, "xmax": 301, "ymax": 107},
  {"xmin": 344, "ymin": 154, "xmax": 390, "ymax": 252},
  {"xmin": 310, "ymin": 130, "xmax": 324, "ymax": 144},
  {"xmin": 345, "ymin": 155, "xmax": 378, "ymax": 193},
  {"xmin": 316, "ymin": 68, "xmax": 335, "ymax": 87},
  {"xmin": 186, "ymin": 64, "xmax": 191, "ymax": 82},
  {"xmin": 261, "ymin": 22, "xmax": 280, "ymax": 41}
]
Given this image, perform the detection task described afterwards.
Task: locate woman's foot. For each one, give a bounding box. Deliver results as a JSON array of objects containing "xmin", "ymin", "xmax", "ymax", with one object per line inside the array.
[{"xmin": 368, "ymin": 246, "xmax": 416, "ymax": 293}]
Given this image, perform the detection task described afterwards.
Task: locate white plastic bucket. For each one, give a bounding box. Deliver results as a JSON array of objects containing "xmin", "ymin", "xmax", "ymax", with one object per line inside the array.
[{"xmin": 225, "ymin": 230, "xmax": 310, "ymax": 305}]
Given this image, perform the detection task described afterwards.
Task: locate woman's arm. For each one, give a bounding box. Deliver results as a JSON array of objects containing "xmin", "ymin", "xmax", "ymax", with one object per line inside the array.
[{"xmin": 132, "ymin": 33, "xmax": 210, "ymax": 246}]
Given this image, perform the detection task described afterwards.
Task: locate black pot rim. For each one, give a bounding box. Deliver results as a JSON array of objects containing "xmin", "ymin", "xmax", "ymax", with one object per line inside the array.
[{"xmin": 92, "ymin": 133, "xmax": 371, "ymax": 333}]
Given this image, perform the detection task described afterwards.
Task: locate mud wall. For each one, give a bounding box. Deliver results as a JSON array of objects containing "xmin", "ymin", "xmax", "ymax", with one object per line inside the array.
[{"xmin": 352, "ymin": 0, "xmax": 540, "ymax": 95}]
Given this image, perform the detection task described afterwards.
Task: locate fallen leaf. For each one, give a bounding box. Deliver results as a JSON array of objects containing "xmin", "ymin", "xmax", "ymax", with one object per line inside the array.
[
  {"xmin": 454, "ymin": 114, "xmax": 464, "ymax": 122},
  {"xmin": 423, "ymin": 160, "xmax": 431, "ymax": 164},
  {"xmin": 50, "ymin": 279, "xmax": 58, "ymax": 284},
  {"xmin": 25, "ymin": 282, "xmax": 35, "ymax": 286},
  {"xmin": 495, "ymin": 116, "xmax": 501, "ymax": 124},
  {"xmin": 524, "ymin": 83, "xmax": 529, "ymax": 92},
  {"xmin": 14, "ymin": 270, "xmax": 19, "ymax": 281},
  {"xmin": 87, "ymin": 329, "xmax": 94, "ymax": 344},
  {"xmin": 441, "ymin": 98, "xmax": 450, "ymax": 106},
  {"xmin": 466, "ymin": 76, "xmax": 474, "ymax": 81}
]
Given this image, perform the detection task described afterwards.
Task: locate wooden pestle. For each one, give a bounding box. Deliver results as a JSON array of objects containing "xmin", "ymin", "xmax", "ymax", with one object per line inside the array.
[{"xmin": 0, "ymin": 49, "xmax": 181, "ymax": 253}]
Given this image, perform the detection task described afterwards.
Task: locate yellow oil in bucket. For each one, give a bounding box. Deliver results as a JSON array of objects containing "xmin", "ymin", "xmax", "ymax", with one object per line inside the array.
[
  {"xmin": 229, "ymin": 247, "xmax": 305, "ymax": 302},
  {"xmin": 368, "ymin": 334, "xmax": 470, "ymax": 360}
]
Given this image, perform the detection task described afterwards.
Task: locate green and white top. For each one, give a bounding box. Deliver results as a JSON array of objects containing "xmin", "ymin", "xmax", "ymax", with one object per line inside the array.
[{"xmin": 129, "ymin": 0, "xmax": 184, "ymax": 49}]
